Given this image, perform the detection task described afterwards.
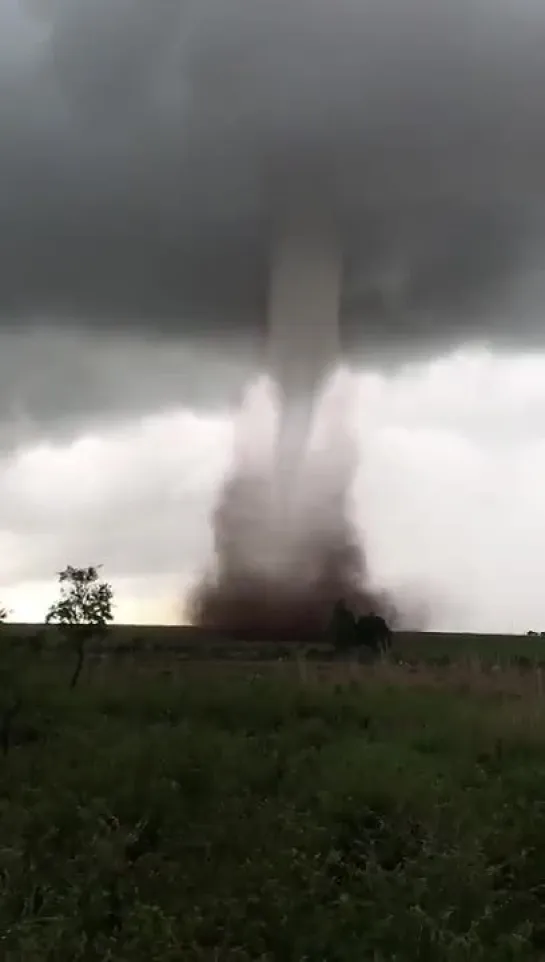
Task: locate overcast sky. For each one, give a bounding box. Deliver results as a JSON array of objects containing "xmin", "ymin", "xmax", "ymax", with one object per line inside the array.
[
  {"xmin": 2, "ymin": 337, "xmax": 545, "ymax": 633},
  {"xmin": 3, "ymin": 1, "xmax": 545, "ymax": 632}
]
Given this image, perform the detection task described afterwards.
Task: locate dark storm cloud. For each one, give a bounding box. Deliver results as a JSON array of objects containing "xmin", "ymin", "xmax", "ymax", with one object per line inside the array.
[
  {"xmin": 2, "ymin": 0, "xmax": 545, "ymax": 356},
  {"xmin": 0, "ymin": 326, "xmax": 253, "ymax": 449}
]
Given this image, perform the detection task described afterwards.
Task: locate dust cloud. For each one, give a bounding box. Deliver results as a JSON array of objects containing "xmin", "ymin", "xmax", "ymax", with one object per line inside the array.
[{"xmin": 189, "ymin": 371, "xmax": 426, "ymax": 640}]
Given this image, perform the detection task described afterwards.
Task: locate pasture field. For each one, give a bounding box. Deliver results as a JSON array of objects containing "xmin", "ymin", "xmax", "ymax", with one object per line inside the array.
[
  {"xmin": 7, "ymin": 623, "xmax": 545, "ymax": 667},
  {"xmin": 2, "ymin": 631, "xmax": 545, "ymax": 959}
]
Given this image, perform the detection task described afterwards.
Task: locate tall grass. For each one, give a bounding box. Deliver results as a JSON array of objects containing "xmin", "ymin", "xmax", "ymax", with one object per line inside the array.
[{"xmin": 1, "ymin": 650, "xmax": 545, "ymax": 959}]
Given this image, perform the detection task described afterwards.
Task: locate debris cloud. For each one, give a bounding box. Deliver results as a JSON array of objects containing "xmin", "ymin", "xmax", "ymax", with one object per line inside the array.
[{"xmin": 189, "ymin": 371, "xmax": 420, "ymax": 640}]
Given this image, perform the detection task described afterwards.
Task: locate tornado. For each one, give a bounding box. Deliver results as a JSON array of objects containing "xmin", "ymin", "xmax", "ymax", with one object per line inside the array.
[
  {"xmin": 188, "ymin": 196, "xmax": 404, "ymax": 640},
  {"xmin": 268, "ymin": 200, "xmax": 341, "ymax": 482},
  {"xmin": 7, "ymin": 1, "xmax": 545, "ymax": 636}
]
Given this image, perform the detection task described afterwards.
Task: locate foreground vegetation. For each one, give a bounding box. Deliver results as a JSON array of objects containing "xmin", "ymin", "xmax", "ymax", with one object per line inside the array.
[
  {"xmin": 8, "ymin": 622, "xmax": 545, "ymax": 666},
  {"xmin": 2, "ymin": 645, "xmax": 545, "ymax": 960}
]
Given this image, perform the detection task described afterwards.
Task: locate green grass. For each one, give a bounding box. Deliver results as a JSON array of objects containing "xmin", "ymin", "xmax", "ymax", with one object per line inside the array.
[
  {"xmin": 2, "ymin": 651, "xmax": 545, "ymax": 960},
  {"xmin": 395, "ymin": 631, "xmax": 545, "ymax": 667},
  {"xmin": 8, "ymin": 622, "xmax": 545, "ymax": 668}
]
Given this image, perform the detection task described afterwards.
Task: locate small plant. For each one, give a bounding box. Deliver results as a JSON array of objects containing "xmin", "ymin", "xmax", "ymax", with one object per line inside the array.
[
  {"xmin": 46, "ymin": 565, "xmax": 114, "ymax": 689},
  {"xmin": 0, "ymin": 605, "xmax": 9, "ymax": 624}
]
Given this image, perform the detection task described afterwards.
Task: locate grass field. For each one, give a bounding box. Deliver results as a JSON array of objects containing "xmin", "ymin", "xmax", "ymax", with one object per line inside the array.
[
  {"xmin": 2, "ymin": 630, "xmax": 545, "ymax": 959},
  {"xmin": 8, "ymin": 623, "xmax": 545, "ymax": 666}
]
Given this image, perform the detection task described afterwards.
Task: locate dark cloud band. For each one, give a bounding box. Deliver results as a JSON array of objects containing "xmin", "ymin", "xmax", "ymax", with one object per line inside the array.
[{"xmin": 2, "ymin": 0, "xmax": 545, "ymax": 360}]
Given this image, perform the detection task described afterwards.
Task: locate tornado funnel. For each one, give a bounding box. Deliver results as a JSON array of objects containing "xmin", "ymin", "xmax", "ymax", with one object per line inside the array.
[{"xmin": 267, "ymin": 198, "xmax": 342, "ymax": 477}]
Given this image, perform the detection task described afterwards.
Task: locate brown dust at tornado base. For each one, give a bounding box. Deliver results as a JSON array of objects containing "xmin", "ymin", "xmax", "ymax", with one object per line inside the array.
[{"xmin": 188, "ymin": 372, "xmax": 427, "ymax": 641}]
